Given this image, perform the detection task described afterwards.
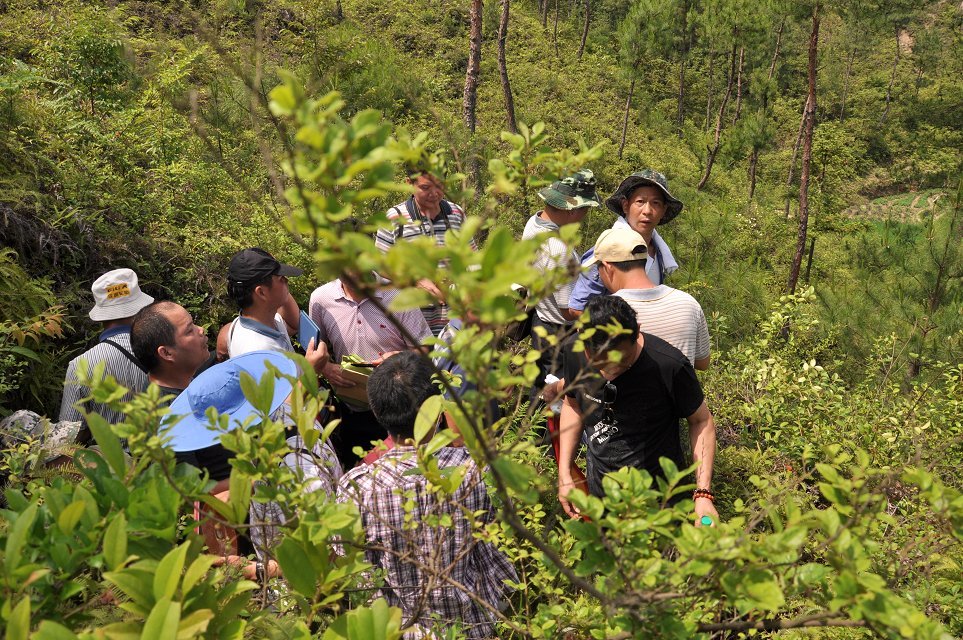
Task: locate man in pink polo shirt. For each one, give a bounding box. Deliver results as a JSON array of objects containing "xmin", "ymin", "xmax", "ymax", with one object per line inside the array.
[{"xmin": 309, "ymin": 272, "xmax": 432, "ymax": 467}]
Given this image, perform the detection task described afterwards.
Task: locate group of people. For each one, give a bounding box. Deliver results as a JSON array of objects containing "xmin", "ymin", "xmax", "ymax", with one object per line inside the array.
[{"xmin": 38, "ymin": 167, "xmax": 717, "ymax": 637}]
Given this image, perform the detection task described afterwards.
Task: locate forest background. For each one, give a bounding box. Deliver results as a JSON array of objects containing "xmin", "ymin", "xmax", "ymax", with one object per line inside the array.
[{"xmin": 0, "ymin": 0, "xmax": 962, "ymax": 637}]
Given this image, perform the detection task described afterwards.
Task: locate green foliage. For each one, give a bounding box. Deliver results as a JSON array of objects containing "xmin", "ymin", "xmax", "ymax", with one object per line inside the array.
[{"xmin": 0, "ymin": 0, "xmax": 960, "ymax": 637}]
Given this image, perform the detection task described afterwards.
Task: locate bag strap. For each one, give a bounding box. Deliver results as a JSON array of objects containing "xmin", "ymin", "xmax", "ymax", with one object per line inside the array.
[
  {"xmin": 654, "ymin": 246, "xmax": 665, "ymax": 285},
  {"xmin": 103, "ymin": 339, "xmax": 147, "ymax": 374}
]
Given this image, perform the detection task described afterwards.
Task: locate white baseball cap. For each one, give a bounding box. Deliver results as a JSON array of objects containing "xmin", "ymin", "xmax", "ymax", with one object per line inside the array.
[
  {"xmin": 583, "ymin": 228, "xmax": 649, "ymax": 267},
  {"xmin": 88, "ymin": 268, "xmax": 155, "ymax": 322}
]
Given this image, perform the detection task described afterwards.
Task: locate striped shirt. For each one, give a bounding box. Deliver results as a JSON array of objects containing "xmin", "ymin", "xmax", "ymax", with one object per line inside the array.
[
  {"xmin": 522, "ymin": 214, "xmax": 578, "ymax": 325},
  {"xmin": 337, "ymin": 446, "xmax": 517, "ymax": 639},
  {"xmin": 614, "ymin": 286, "xmax": 710, "ymax": 367},
  {"xmin": 308, "ymin": 280, "xmax": 432, "ymax": 362},
  {"xmin": 374, "ymin": 198, "xmax": 477, "ymax": 336},
  {"xmin": 59, "ymin": 327, "xmax": 149, "ymax": 426}
]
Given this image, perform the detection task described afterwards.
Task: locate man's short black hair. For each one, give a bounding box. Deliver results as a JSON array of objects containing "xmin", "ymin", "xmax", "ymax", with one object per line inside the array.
[
  {"xmin": 227, "ymin": 274, "xmax": 272, "ymax": 310},
  {"xmin": 131, "ymin": 301, "xmax": 178, "ymax": 373},
  {"xmin": 609, "ymin": 258, "xmax": 647, "ymax": 273},
  {"xmin": 582, "ymin": 295, "xmax": 640, "ymax": 353},
  {"xmin": 367, "ymin": 351, "xmax": 439, "ymax": 440}
]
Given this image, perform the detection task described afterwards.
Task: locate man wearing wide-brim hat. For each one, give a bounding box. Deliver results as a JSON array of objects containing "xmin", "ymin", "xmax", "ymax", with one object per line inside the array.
[
  {"xmin": 568, "ymin": 169, "xmax": 683, "ymax": 314},
  {"xmin": 59, "ymin": 268, "xmax": 154, "ymax": 434},
  {"xmin": 522, "ymin": 169, "xmax": 601, "ymax": 393}
]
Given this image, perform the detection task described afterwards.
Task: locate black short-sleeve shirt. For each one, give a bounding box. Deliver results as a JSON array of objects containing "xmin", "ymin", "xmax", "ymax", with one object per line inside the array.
[{"xmin": 564, "ymin": 332, "xmax": 704, "ymax": 496}]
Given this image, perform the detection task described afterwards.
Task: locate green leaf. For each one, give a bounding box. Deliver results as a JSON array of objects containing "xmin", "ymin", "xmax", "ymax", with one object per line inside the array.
[
  {"xmin": 413, "ymin": 395, "xmax": 442, "ymax": 445},
  {"xmin": 153, "ymin": 542, "xmax": 189, "ymax": 602},
  {"xmin": 6, "ymin": 345, "xmax": 41, "ymax": 362},
  {"xmin": 323, "ymin": 599, "xmax": 403, "ymax": 640},
  {"xmin": 141, "ymin": 597, "xmax": 180, "ymax": 640},
  {"xmin": 57, "ymin": 501, "xmax": 86, "ymax": 535},
  {"xmin": 227, "ymin": 471, "xmax": 252, "ymax": 525},
  {"xmin": 742, "ymin": 569, "xmax": 785, "ymax": 612},
  {"xmin": 175, "ymin": 609, "xmax": 213, "ymax": 639},
  {"xmin": 275, "ymin": 538, "xmax": 317, "ymax": 598},
  {"xmin": 103, "ymin": 512, "xmax": 128, "ymax": 570},
  {"xmin": 98, "ymin": 621, "xmax": 141, "ymax": 640},
  {"xmin": 86, "ymin": 412, "xmax": 127, "ymax": 477},
  {"xmin": 181, "ymin": 555, "xmax": 216, "ymax": 595},
  {"xmin": 103, "ymin": 570, "xmax": 155, "ymax": 614},
  {"xmin": 5, "ymin": 596, "xmax": 30, "ymax": 640},
  {"xmin": 33, "ymin": 621, "xmax": 78, "ymax": 640},
  {"xmin": 4, "ymin": 503, "xmax": 37, "ymax": 577}
]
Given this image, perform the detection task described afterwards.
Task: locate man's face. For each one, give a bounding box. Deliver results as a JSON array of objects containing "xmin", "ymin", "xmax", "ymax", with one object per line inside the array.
[
  {"xmin": 164, "ymin": 304, "xmax": 210, "ymax": 371},
  {"xmin": 621, "ymin": 185, "xmax": 667, "ymax": 239},
  {"xmin": 410, "ymin": 174, "xmax": 444, "ymax": 213},
  {"xmin": 258, "ymin": 273, "xmax": 290, "ymax": 310},
  {"xmin": 586, "ymin": 339, "xmax": 637, "ymax": 381},
  {"xmin": 567, "ymin": 205, "xmax": 590, "ymax": 225}
]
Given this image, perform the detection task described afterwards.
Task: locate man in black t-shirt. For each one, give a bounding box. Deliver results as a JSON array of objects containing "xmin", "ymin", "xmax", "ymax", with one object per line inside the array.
[{"xmin": 558, "ymin": 295, "xmax": 718, "ymax": 525}]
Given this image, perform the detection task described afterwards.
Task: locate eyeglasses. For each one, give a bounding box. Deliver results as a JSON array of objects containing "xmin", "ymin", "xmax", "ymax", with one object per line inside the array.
[{"xmin": 602, "ymin": 382, "xmax": 617, "ymax": 423}]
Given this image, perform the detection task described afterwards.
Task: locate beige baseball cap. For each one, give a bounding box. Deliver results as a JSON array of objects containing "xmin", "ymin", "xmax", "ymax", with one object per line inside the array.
[
  {"xmin": 88, "ymin": 268, "xmax": 154, "ymax": 322},
  {"xmin": 583, "ymin": 228, "xmax": 649, "ymax": 267}
]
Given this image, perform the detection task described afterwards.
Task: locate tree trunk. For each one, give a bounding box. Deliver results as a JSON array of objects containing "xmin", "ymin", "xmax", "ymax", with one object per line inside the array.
[
  {"xmin": 733, "ymin": 45, "xmax": 745, "ymax": 123},
  {"xmin": 676, "ymin": 0, "xmax": 689, "ymax": 132},
  {"xmin": 783, "ymin": 97, "xmax": 808, "ymax": 219},
  {"xmin": 880, "ymin": 27, "xmax": 900, "ymax": 124},
  {"xmin": 540, "ymin": 0, "xmax": 548, "ymax": 27},
  {"xmin": 768, "ymin": 20, "xmax": 783, "ymax": 85},
  {"xmin": 553, "ymin": 0, "xmax": 560, "ymax": 57},
  {"xmin": 705, "ymin": 52, "xmax": 714, "ymax": 133},
  {"xmin": 578, "ymin": 0, "xmax": 590, "ymax": 59},
  {"xmin": 497, "ymin": 0, "xmax": 518, "ymax": 133},
  {"xmin": 839, "ymin": 45, "xmax": 856, "ymax": 122},
  {"xmin": 335, "ymin": 0, "xmax": 343, "ymax": 21},
  {"xmin": 697, "ymin": 43, "xmax": 738, "ymax": 191},
  {"xmin": 787, "ymin": 7, "xmax": 819, "ymax": 295},
  {"xmin": 619, "ymin": 75, "xmax": 637, "ymax": 159},
  {"xmin": 463, "ymin": 0, "xmax": 483, "ymax": 133}
]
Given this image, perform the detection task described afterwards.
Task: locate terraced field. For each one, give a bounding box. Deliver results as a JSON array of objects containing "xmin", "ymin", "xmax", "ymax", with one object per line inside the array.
[{"xmin": 843, "ymin": 189, "xmax": 947, "ymax": 222}]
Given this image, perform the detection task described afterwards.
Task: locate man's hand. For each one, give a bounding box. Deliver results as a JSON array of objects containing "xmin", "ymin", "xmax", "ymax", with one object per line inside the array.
[
  {"xmin": 541, "ymin": 378, "xmax": 564, "ymax": 405},
  {"xmin": 416, "ymin": 278, "xmax": 444, "ymax": 301},
  {"xmin": 558, "ymin": 475, "xmax": 581, "ymax": 519},
  {"xmin": 322, "ymin": 361, "xmax": 355, "ymax": 387},
  {"xmin": 694, "ymin": 496, "xmax": 718, "ymax": 527},
  {"xmin": 558, "ymin": 464, "xmax": 587, "ymax": 519},
  {"xmin": 305, "ymin": 338, "xmax": 329, "ymax": 374}
]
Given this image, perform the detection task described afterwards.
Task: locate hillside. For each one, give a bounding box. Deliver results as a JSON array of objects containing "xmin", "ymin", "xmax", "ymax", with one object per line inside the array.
[{"xmin": 0, "ymin": 0, "xmax": 961, "ymax": 637}]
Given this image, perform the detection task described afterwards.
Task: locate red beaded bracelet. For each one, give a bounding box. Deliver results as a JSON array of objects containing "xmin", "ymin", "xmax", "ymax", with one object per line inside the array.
[{"xmin": 693, "ymin": 488, "xmax": 715, "ymax": 502}]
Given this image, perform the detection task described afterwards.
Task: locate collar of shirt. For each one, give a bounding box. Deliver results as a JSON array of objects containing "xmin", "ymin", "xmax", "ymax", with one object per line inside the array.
[
  {"xmin": 237, "ymin": 315, "xmax": 285, "ymax": 339},
  {"xmin": 335, "ymin": 280, "xmax": 386, "ymax": 306},
  {"xmin": 531, "ymin": 213, "xmax": 560, "ymax": 232},
  {"xmin": 99, "ymin": 325, "xmax": 131, "ymax": 342},
  {"xmin": 611, "ymin": 217, "xmax": 679, "ymax": 273}
]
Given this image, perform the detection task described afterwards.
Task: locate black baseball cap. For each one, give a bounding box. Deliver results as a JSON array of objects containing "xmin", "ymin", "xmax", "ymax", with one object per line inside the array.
[{"xmin": 227, "ymin": 248, "xmax": 303, "ymax": 285}]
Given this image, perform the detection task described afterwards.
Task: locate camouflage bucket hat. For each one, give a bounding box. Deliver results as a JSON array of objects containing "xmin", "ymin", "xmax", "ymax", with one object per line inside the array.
[
  {"xmin": 538, "ymin": 169, "xmax": 603, "ymax": 211},
  {"xmin": 0, "ymin": 410, "xmax": 82, "ymax": 463},
  {"xmin": 605, "ymin": 169, "xmax": 684, "ymax": 224}
]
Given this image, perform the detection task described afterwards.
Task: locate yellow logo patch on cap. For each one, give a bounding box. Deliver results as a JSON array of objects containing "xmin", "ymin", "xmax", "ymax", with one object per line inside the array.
[{"xmin": 106, "ymin": 283, "xmax": 131, "ymax": 299}]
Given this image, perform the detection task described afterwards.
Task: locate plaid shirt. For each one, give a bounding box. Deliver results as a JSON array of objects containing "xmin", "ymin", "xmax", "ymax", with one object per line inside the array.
[{"xmin": 337, "ymin": 446, "xmax": 516, "ymax": 639}]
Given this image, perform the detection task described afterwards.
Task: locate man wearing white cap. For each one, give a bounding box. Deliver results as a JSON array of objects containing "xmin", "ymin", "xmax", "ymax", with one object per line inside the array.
[
  {"xmin": 59, "ymin": 268, "xmax": 154, "ymax": 431},
  {"xmin": 586, "ymin": 228, "xmax": 710, "ymax": 371}
]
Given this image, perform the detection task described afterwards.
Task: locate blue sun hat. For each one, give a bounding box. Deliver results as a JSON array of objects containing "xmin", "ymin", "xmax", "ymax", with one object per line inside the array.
[{"xmin": 166, "ymin": 350, "xmax": 297, "ymax": 452}]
